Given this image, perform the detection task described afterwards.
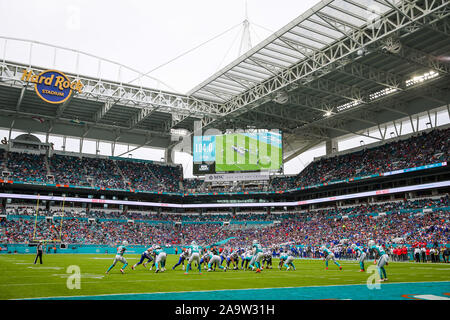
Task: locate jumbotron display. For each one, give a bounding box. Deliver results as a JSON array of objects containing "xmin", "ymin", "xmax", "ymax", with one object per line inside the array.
[{"xmin": 193, "ymin": 131, "xmax": 282, "ymax": 175}]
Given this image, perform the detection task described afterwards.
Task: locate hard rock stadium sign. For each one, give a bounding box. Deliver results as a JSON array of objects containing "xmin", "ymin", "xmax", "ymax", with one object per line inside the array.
[{"xmin": 21, "ymin": 69, "xmax": 83, "ymax": 104}]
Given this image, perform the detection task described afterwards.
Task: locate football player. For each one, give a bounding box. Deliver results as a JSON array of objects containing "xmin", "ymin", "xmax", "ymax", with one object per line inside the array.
[{"xmin": 106, "ymin": 240, "xmax": 129, "ymax": 274}]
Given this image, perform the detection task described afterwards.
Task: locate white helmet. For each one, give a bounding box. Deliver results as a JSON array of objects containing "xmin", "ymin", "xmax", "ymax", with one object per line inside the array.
[
  {"xmin": 252, "ymin": 240, "xmax": 258, "ymax": 245},
  {"xmin": 122, "ymin": 240, "xmax": 128, "ymax": 246},
  {"xmin": 368, "ymin": 240, "xmax": 375, "ymax": 247},
  {"xmin": 191, "ymin": 241, "xmax": 197, "ymax": 245},
  {"xmin": 351, "ymin": 244, "xmax": 356, "ymax": 249}
]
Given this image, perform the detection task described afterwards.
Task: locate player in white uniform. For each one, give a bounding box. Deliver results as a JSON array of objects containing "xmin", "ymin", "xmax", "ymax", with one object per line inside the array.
[
  {"xmin": 226, "ymin": 250, "xmax": 239, "ymax": 270},
  {"xmin": 249, "ymin": 240, "xmax": 264, "ymax": 273},
  {"xmin": 185, "ymin": 241, "xmax": 202, "ymax": 274},
  {"xmin": 321, "ymin": 245, "xmax": 342, "ymax": 270},
  {"xmin": 351, "ymin": 244, "xmax": 367, "ymax": 272},
  {"xmin": 241, "ymin": 249, "xmax": 253, "ymax": 270},
  {"xmin": 369, "ymin": 240, "xmax": 389, "ymax": 282},
  {"xmin": 106, "ymin": 241, "xmax": 129, "ymax": 274},
  {"xmin": 279, "ymin": 251, "xmax": 296, "ymax": 271},
  {"xmin": 172, "ymin": 249, "xmax": 189, "ymax": 270},
  {"xmin": 153, "ymin": 245, "xmax": 167, "ymax": 273},
  {"xmin": 200, "ymin": 251, "xmax": 210, "ymax": 270},
  {"xmin": 262, "ymin": 250, "xmax": 273, "ymax": 269},
  {"xmin": 131, "ymin": 248, "xmax": 153, "ymax": 270},
  {"xmin": 207, "ymin": 251, "xmax": 227, "ymax": 272}
]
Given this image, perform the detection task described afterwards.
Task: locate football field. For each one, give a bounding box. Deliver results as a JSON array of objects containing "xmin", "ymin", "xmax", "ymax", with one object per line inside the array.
[
  {"xmin": 215, "ymin": 134, "xmax": 282, "ymax": 172},
  {"xmin": 1, "ymin": 254, "xmax": 449, "ymax": 300}
]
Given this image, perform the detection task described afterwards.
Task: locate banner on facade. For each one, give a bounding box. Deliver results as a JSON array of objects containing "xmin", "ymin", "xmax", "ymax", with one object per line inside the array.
[{"xmin": 204, "ymin": 172, "xmax": 270, "ymax": 182}]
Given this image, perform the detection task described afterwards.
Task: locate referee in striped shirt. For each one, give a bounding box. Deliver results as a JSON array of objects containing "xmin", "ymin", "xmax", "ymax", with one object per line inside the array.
[{"xmin": 34, "ymin": 241, "xmax": 43, "ymax": 264}]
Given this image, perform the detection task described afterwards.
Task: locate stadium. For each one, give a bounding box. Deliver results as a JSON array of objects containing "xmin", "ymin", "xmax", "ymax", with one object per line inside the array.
[{"xmin": 0, "ymin": 0, "xmax": 450, "ymax": 302}]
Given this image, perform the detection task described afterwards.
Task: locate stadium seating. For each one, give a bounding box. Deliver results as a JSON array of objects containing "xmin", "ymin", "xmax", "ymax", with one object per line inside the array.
[
  {"xmin": 270, "ymin": 127, "xmax": 449, "ymax": 191},
  {"xmin": 48, "ymin": 154, "xmax": 90, "ymax": 186},
  {"xmin": 5, "ymin": 152, "xmax": 49, "ymax": 183},
  {"xmin": 1, "ymin": 127, "xmax": 448, "ymax": 194},
  {"xmin": 1, "ymin": 196, "xmax": 448, "ymax": 252}
]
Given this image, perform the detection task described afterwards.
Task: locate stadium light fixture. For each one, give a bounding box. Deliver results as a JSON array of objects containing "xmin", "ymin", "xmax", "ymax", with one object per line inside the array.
[
  {"xmin": 405, "ymin": 71, "xmax": 439, "ymax": 87},
  {"xmin": 336, "ymin": 100, "xmax": 361, "ymax": 112},
  {"xmin": 171, "ymin": 128, "xmax": 189, "ymax": 136},
  {"xmin": 336, "ymin": 70, "xmax": 439, "ymax": 114},
  {"xmin": 369, "ymin": 87, "xmax": 398, "ymax": 100}
]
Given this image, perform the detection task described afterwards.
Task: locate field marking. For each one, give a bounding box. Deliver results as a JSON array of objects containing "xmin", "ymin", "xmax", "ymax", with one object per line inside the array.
[
  {"xmin": 0, "ymin": 259, "xmax": 26, "ymax": 262},
  {"xmin": 13, "ymin": 280, "xmax": 450, "ymax": 300},
  {"xmin": 0, "ymin": 273, "xmax": 317, "ymax": 287},
  {"xmin": 52, "ymin": 273, "xmax": 104, "ymax": 279},
  {"xmin": 409, "ymin": 267, "xmax": 450, "ymax": 270},
  {"xmin": 27, "ymin": 266, "xmax": 63, "ymax": 270}
]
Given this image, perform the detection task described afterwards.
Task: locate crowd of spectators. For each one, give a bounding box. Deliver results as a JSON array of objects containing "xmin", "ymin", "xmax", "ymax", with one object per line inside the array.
[
  {"xmin": 1, "ymin": 127, "xmax": 448, "ymax": 194},
  {"xmin": 5, "ymin": 152, "xmax": 48, "ymax": 183},
  {"xmin": 116, "ymin": 160, "xmax": 157, "ymax": 191},
  {"xmin": 147, "ymin": 163, "xmax": 182, "ymax": 193},
  {"xmin": 48, "ymin": 155, "xmax": 90, "ymax": 186},
  {"xmin": 82, "ymin": 157, "xmax": 125, "ymax": 189},
  {"xmin": 183, "ymin": 179, "xmax": 205, "ymax": 192},
  {"xmin": 0, "ymin": 149, "xmax": 6, "ymax": 171},
  {"xmin": 271, "ymin": 127, "xmax": 449, "ymax": 191},
  {"xmin": 1, "ymin": 197, "xmax": 448, "ymax": 256},
  {"xmin": 4, "ymin": 151, "xmax": 182, "ymax": 193}
]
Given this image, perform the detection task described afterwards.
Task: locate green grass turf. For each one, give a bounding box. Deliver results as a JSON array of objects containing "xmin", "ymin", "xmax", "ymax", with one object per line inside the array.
[
  {"xmin": 1, "ymin": 254, "xmax": 449, "ymax": 299},
  {"xmin": 215, "ymin": 134, "xmax": 281, "ymax": 172}
]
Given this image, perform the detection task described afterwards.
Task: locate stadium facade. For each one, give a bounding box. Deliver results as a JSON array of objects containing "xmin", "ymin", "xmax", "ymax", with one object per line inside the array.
[{"xmin": 0, "ymin": 0, "xmax": 449, "ymax": 242}]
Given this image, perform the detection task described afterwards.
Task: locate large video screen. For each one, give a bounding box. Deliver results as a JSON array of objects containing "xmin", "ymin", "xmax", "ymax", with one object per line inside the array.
[{"xmin": 193, "ymin": 131, "xmax": 282, "ymax": 175}]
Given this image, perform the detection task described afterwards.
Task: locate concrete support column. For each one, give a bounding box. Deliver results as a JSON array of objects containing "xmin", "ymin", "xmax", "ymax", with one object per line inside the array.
[
  {"xmin": 165, "ymin": 146, "xmax": 174, "ymax": 164},
  {"xmin": 325, "ymin": 139, "xmax": 338, "ymax": 155}
]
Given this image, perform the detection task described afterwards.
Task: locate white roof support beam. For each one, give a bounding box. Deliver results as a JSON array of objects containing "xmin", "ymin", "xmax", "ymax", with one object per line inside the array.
[
  {"xmin": 94, "ymin": 100, "xmax": 114, "ymax": 123},
  {"xmin": 128, "ymin": 105, "xmax": 159, "ymax": 129},
  {"xmin": 55, "ymin": 94, "xmax": 74, "ymax": 118},
  {"xmin": 15, "ymin": 85, "xmax": 26, "ymax": 112},
  {"xmin": 199, "ymin": 0, "xmax": 449, "ymax": 129}
]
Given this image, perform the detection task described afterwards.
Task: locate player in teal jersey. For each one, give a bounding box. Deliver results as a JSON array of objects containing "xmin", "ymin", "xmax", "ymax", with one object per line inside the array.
[
  {"xmin": 106, "ymin": 240, "xmax": 129, "ymax": 274},
  {"xmin": 249, "ymin": 240, "xmax": 264, "ymax": 273},
  {"xmin": 153, "ymin": 245, "xmax": 167, "ymax": 273},
  {"xmin": 369, "ymin": 240, "xmax": 389, "ymax": 282},
  {"xmin": 185, "ymin": 241, "xmax": 203, "ymax": 274},
  {"xmin": 279, "ymin": 251, "xmax": 296, "ymax": 271},
  {"xmin": 207, "ymin": 251, "xmax": 227, "ymax": 272},
  {"xmin": 351, "ymin": 243, "xmax": 367, "ymax": 272},
  {"xmin": 321, "ymin": 245, "xmax": 342, "ymax": 270},
  {"xmin": 241, "ymin": 249, "xmax": 253, "ymax": 270}
]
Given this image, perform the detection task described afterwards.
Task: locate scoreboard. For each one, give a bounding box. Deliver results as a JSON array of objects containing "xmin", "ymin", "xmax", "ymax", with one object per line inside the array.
[{"xmin": 193, "ymin": 131, "xmax": 282, "ymax": 175}]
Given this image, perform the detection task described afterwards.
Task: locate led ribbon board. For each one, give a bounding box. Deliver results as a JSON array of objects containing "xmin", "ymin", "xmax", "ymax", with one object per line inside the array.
[
  {"xmin": 0, "ymin": 181, "xmax": 448, "ymax": 208},
  {"xmin": 21, "ymin": 69, "xmax": 83, "ymax": 104}
]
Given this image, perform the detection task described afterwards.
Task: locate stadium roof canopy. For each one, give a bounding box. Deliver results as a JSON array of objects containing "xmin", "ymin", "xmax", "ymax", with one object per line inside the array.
[{"xmin": 0, "ymin": 0, "xmax": 449, "ymax": 157}]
